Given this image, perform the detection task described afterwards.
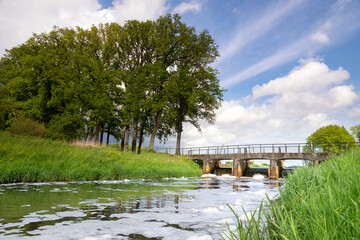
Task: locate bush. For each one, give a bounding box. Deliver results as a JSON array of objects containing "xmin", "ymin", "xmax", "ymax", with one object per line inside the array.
[{"xmin": 8, "ymin": 113, "xmax": 47, "ymax": 138}]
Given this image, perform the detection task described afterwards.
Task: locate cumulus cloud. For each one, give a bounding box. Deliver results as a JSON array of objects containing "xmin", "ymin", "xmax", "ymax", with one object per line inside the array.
[
  {"xmin": 181, "ymin": 60, "xmax": 358, "ymax": 146},
  {"xmin": 348, "ymin": 107, "xmax": 360, "ymax": 118},
  {"xmin": 250, "ymin": 60, "xmax": 350, "ymax": 99},
  {"xmin": 221, "ymin": 0, "xmax": 360, "ymax": 87},
  {"xmin": 0, "ymin": 0, "xmax": 169, "ymax": 56},
  {"xmin": 172, "ymin": 0, "xmax": 203, "ymax": 14}
]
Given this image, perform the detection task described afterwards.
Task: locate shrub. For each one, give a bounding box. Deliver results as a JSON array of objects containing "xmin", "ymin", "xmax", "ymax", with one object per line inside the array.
[{"xmin": 8, "ymin": 113, "xmax": 47, "ymax": 138}]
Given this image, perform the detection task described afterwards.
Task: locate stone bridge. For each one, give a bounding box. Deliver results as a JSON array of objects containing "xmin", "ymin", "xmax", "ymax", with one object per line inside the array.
[
  {"xmin": 155, "ymin": 143, "xmax": 355, "ymax": 179},
  {"xmin": 188, "ymin": 152, "xmax": 330, "ymax": 179}
]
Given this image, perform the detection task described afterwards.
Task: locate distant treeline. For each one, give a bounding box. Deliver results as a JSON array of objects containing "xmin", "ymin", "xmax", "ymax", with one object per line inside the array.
[{"xmin": 0, "ymin": 14, "xmax": 224, "ymax": 154}]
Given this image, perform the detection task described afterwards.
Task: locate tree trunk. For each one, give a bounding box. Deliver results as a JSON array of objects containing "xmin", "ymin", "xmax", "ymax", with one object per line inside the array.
[
  {"xmin": 131, "ymin": 123, "xmax": 138, "ymax": 153},
  {"xmin": 94, "ymin": 122, "xmax": 101, "ymax": 145},
  {"xmin": 125, "ymin": 125, "xmax": 130, "ymax": 151},
  {"xmin": 137, "ymin": 124, "xmax": 145, "ymax": 154},
  {"xmin": 106, "ymin": 125, "xmax": 110, "ymax": 146},
  {"xmin": 120, "ymin": 126, "xmax": 126, "ymax": 151},
  {"xmin": 176, "ymin": 117, "xmax": 183, "ymax": 155},
  {"xmin": 100, "ymin": 124, "xmax": 104, "ymax": 146},
  {"xmin": 84, "ymin": 129, "xmax": 89, "ymax": 144},
  {"xmin": 148, "ymin": 110, "xmax": 162, "ymax": 151},
  {"xmin": 89, "ymin": 128, "xmax": 94, "ymax": 145}
]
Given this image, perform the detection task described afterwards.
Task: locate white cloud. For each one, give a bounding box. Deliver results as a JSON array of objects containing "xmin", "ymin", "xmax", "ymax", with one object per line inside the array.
[
  {"xmin": 311, "ymin": 31, "xmax": 330, "ymax": 43},
  {"xmin": 0, "ymin": 0, "xmax": 168, "ymax": 56},
  {"xmin": 172, "ymin": 0, "xmax": 202, "ymax": 14},
  {"xmin": 219, "ymin": 0, "xmax": 304, "ymax": 63},
  {"xmin": 348, "ymin": 107, "xmax": 360, "ymax": 118},
  {"xmin": 181, "ymin": 60, "xmax": 358, "ymax": 146},
  {"xmin": 221, "ymin": 0, "xmax": 360, "ymax": 87},
  {"xmin": 250, "ymin": 60, "xmax": 349, "ymax": 99}
]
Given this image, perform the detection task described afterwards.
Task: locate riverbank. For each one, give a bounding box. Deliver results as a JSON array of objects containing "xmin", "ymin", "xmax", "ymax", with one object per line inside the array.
[
  {"xmin": 266, "ymin": 148, "xmax": 360, "ymax": 239},
  {"xmin": 224, "ymin": 148, "xmax": 360, "ymax": 239},
  {"xmin": 0, "ymin": 132, "xmax": 202, "ymax": 184}
]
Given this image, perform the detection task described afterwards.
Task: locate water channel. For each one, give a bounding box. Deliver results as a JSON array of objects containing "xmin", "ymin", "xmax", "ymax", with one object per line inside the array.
[{"xmin": 0, "ymin": 174, "xmax": 281, "ymax": 240}]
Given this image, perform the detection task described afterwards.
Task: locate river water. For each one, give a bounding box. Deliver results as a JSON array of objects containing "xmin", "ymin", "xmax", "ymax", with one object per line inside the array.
[{"xmin": 0, "ymin": 174, "xmax": 281, "ymax": 240}]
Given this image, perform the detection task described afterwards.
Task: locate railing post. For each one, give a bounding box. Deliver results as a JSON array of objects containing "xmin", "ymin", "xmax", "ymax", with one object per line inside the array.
[
  {"xmin": 298, "ymin": 144, "xmax": 300, "ymax": 153},
  {"xmin": 285, "ymin": 144, "xmax": 287, "ymax": 153},
  {"xmin": 272, "ymin": 144, "xmax": 274, "ymax": 153}
]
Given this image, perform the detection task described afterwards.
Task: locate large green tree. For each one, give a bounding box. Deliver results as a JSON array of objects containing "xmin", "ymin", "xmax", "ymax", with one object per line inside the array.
[
  {"xmin": 0, "ymin": 14, "xmax": 223, "ymax": 153},
  {"xmin": 306, "ymin": 125, "xmax": 356, "ymax": 153}
]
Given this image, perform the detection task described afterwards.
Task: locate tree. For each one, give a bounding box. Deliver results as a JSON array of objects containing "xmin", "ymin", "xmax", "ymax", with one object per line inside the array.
[
  {"xmin": 147, "ymin": 14, "xmax": 223, "ymax": 153},
  {"xmin": 0, "ymin": 15, "xmax": 223, "ymax": 153},
  {"xmin": 350, "ymin": 124, "xmax": 360, "ymax": 142},
  {"xmin": 306, "ymin": 125, "xmax": 356, "ymax": 153}
]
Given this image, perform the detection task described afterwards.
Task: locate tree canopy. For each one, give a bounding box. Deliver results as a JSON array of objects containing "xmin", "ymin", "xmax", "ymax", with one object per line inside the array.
[
  {"xmin": 350, "ymin": 124, "xmax": 360, "ymax": 142},
  {"xmin": 306, "ymin": 124, "xmax": 356, "ymax": 153},
  {"xmin": 0, "ymin": 14, "xmax": 224, "ymax": 153}
]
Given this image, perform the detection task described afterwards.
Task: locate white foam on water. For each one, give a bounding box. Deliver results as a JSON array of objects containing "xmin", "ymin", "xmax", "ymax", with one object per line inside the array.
[
  {"xmin": 234, "ymin": 199, "xmax": 242, "ymax": 206},
  {"xmin": 0, "ymin": 175, "xmax": 282, "ymax": 240},
  {"xmin": 253, "ymin": 174, "xmax": 265, "ymax": 180},
  {"xmin": 187, "ymin": 235, "xmax": 213, "ymax": 240},
  {"xmin": 79, "ymin": 234, "xmax": 117, "ymax": 240},
  {"xmin": 248, "ymin": 181, "xmax": 263, "ymax": 186},
  {"xmin": 254, "ymin": 189, "xmax": 266, "ymax": 196},
  {"xmin": 201, "ymin": 174, "xmax": 217, "ymax": 178},
  {"xmin": 239, "ymin": 210, "xmax": 254, "ymax": 221},
  {"xmin": 220, "ymin": 174, "xmax": 237, "ymax": 179},
  {"xmin": 217, "ymin": 218, "xmax": 235, "ymax": 224}
]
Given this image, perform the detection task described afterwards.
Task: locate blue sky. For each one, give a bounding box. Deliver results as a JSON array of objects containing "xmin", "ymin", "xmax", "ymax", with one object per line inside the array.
[{"xmin": 0, "ymin": 0, "xmax": 359, "ymax": 146}]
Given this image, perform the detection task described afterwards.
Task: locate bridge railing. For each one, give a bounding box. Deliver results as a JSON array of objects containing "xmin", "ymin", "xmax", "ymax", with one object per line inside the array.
[{"xmin": 154, "ymin": 142, "xmax": 359, "ymax": 155}]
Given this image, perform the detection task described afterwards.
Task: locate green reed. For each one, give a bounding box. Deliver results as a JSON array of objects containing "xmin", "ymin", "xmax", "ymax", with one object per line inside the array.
[
  {"xmin": 222, "ymin": 148, "xmax": 360, "ymax": 239},
  {"xmin": 0, "ymin": 132, "xmax": 202, "ymax": 183}
]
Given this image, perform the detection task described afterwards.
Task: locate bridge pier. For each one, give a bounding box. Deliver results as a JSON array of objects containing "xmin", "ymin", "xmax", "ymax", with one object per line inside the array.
[
  {"xmin": 232, "ymin": 159, "xmax": 249, "ymax": 177},
  {"xmin": 268, "ymin": 159, "xmax": 283, "ymax": 179},
  {"xmin": 203, "ymin": 160, "xmax": 217, "ymax": 174}
]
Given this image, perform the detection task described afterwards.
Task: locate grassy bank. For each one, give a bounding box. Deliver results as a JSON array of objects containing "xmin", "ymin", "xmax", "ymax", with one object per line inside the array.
[
  {"xmin": 267, "ymin": 148, "xmax": 360, "ymax": 239},
  {"xmin": 222, "ymin": 149, "xmax": 360, "ymax": 239},
  {"xmin": 0, "ymin": 132, "xmax": 202, "ymax": 183}
]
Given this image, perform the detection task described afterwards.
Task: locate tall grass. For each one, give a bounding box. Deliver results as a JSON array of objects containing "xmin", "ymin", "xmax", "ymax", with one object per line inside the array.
[
  {"xmin": 266, "ymin": 149, "xmax": 360, "ymax": 239},
  {"xmin": 222, "ymin": 149, "xmax": 360, "ymax": 239},
  {"xmin": 0, "ymin": 132, "xmax": 202, "ymax": 183}
]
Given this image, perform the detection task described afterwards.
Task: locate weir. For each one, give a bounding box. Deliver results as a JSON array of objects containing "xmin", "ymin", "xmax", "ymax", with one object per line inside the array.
[
  {"xmin": 155, "ymin": 143, "xmax": 341, "ymax": 179},
  {"xmin": 197, "ymin": 159, "xmax": 297, "ymax": 179},
  {"xmin": 191, "ymin": 154, "xmax": 328, "ymax": 179}
]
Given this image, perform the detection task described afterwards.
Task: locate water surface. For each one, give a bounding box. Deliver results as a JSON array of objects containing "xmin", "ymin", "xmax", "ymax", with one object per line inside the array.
[{"xmin": 0, "ymin": 175, "xmax": 281, "ymax": 239}]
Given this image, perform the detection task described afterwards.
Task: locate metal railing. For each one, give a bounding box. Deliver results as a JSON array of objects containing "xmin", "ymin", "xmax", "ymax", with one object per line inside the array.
[{"xmin": 154, "ymin": 142, "xmax": 359, "ymax": 155}]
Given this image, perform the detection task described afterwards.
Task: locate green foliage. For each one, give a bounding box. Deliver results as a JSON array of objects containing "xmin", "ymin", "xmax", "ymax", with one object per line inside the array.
[
  {"xmin": 8, "ymin": 113, "xmax": 47, "ymax": 137},
  {"xmin": 306, "ymin": 124, "xmax": 356, "ymax": 153},
  {"xmin": 350, "ymin": 124, "xmax": 360, "ymax": 142},
  {"xmin": 222, "ymin": 149, "xmax": 360, "ymax": 239},
  {"xmin": 220, "ymin": 203, "xmax": 267, "ymax": 240},
  {"xmin": 0, "ymin": 132, "xmax": 202, "ymax": 183},
  {"xmin": 265, "ymin": 149, "xmax": 360, "ymax": 239},
  {"xmin": 0, "ymin": 14, "xmax": 223, "ymax": 150}
]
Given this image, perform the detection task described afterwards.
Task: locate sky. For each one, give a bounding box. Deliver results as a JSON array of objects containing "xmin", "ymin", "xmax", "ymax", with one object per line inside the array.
[{"xmin": 0, "ymin": 0, "xmax": 360, "ymax": 147}]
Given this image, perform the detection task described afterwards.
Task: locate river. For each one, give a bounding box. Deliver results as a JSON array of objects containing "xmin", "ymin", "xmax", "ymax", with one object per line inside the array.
[{"xmin": 0, "ymin": 174, "xmax": 281, "ymax": 240}]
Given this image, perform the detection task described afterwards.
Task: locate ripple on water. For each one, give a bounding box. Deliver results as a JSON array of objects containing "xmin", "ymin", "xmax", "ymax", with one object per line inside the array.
[{"xmin": 0, "ymin": 176, "xmax": 281, "ymax": 239}]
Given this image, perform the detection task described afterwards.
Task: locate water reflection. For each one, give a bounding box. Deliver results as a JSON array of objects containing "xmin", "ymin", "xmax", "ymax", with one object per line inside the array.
[{"xmin": 0, "ymin": 175, "xmax": 281, "ymax": 240}]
